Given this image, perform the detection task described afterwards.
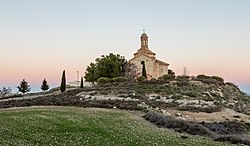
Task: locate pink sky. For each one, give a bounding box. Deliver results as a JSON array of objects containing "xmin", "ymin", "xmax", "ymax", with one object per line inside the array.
[{"xmin": 0, "ymin": 0, "xmax": 249, "ymax": 93}]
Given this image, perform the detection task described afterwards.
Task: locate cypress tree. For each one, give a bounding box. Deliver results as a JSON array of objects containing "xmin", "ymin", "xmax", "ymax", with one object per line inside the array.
[
  {"xmin": 41, "ymin": 78, "xmax": 49, "ymax": 91},
  {"xmin": 141, "ymin": 61, "xmax": 147, "ymax": 79},
  {"xmin": 60, "ymin": 70, "xmax": 66, "ymax": 93},
  {"xmin": 80, "ymin": 76, "xmax": 84, "ymax": 88}
]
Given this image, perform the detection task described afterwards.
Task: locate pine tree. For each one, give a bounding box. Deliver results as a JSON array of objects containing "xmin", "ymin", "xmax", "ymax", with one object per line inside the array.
[
  {"xmin": 41, "ymin": 78, "xmax": 49, "ymax": 91},
  {"xmin": 80, "ymin": 76, "xmax": 84, "ymax": 88},
  {"xmin": 141, "ymin": 61, "xmax": 147, "ymax": 79},
  {"xmin": 60, "ymin": 70, "xmax": 66, "ymax": 93},
  {"xmin": 17, "ymin": 79, "xmax": 31, "ymax": 93}
]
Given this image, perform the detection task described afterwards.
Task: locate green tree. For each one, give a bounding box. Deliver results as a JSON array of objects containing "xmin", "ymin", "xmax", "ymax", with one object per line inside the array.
[
  {"xmin": 84, "ymin": 53, "xmax": 127, "ymax": 82},
  {"xmin": 41, "ymin": 78, "xmax": 49, "ymax": 91},
  {"xmin": 17, "ymin": 79, "xmax": 31, "ymax": 93},
  {"xmin": 141, "ymin": 61, "xmax": 147, "ymax": 79},
  {"xmin": 80, "ymin": 76, "xmax": 84, "ymax": 88},
  {"xmin": 84, "ymin": 63, "xmax": 98, "ymax": 82},
  {"xmin": 60, "ymin": 70, "xmax": 66, "ymax": 93}
]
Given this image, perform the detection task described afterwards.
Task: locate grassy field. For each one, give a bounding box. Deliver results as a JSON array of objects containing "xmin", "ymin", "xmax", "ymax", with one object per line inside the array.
[{"xmin": 0, "ymin": 106, "xmax": 237, "ymax": 146}]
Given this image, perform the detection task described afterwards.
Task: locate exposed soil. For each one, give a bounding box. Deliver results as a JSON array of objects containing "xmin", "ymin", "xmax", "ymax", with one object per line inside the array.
[{"xmin": 165, "ymin": 108, "xmax": 250, "ymax": 123}]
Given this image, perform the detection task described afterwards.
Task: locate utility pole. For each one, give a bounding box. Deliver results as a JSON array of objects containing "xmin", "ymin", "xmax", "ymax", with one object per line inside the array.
[{"xmin": 182, "ymin": 66, "xmax": 189, "ymax": 76}]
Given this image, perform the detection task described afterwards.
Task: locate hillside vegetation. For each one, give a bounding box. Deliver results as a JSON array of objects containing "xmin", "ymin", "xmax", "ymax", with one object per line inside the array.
[
  {"xmin": 0, "ymin": 75, "xmax": 249, "ymax": 145},
  {"xmin": 80, "ymin": 75, "xmax": 250, "ymax": 115},
  {"xmin": 0, "ymin": 107, "xmax": 237, "ymax": 146}
]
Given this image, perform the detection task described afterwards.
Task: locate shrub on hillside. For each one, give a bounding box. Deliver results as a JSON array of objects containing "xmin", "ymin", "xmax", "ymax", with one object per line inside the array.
[
  {"xmin": 176, "ymin": 75, "xmax": 190, "ymax": 81},
  {"xmin": 0, "ymin": 88, "xmax": 144, "ymax": 111},
  {"xmin": 226, "ymin": 82, "xmax": 240, "ymax": 90},
  {"xmin": 111, "ymin": 76, "xmax": 127, "ymax": 82},
  {"xmin": 196, "ymin": 74, "xmax": 209, "ymax": 80},
  {"xmin": 0, "ymin": 94, "xmax": 22, "ymax": 100},
  {"xmin": 182, "ymin": 90, "xmax": 199, "ymax": 97},
  {"xmin": 175, "ymin": 75, "xmax": 189, "ymax": 86},
  {"xmin": 143, "ymin": 112, "xmax": 214, "ymax": 137},
  {"xmin": 144, "ymin": 112, "xmax": 250, "ymax": 145},
  {"xmin": 150, "ymin": 78, "xmax": 157, "ymax": 82},
  {"xmin": 211, "ymin": 76, "xmax": 224, "ymax": 83},
  {"xmin": 147, "ymin": 78, "xmax": 164, "ymax": 84},
  {"xmin": 201, "ymin": 121, "xmax": 248, "ymax": 135},
  {"xmin": 214, "ymin": 135, "xmax": 250, "ymax": 145},
  {"xmin": 158, "ymin": 74, "xmax": 175, "ymax": 81},
  {"xmin": 137, "ymin": 76, "xmax": 146, "ymax": 82},
  {"xmin": 196, "ymin": 74, "xmax": 225, "ymax": 85},
  {"xmin": 97, "ymin": 77, "xmax": 112, "ymax": 84},
  {"xmin": 177, "ymin": 106, "xmax": 222, "ymax": 113},
  {"xmin": 196, "ymin": 75, "xmax": 216, "ymax": 85}
]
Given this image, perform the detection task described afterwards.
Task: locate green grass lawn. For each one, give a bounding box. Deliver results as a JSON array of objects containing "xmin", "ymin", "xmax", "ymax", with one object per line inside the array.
[{"xmin": 0, "ymin": 106, "xmax": 236, "ymax": 146}]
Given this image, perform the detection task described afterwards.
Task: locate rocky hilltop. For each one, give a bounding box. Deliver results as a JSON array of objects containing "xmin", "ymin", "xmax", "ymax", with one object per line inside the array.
[
  {"xmin": 79, "ymin": 75, "xmax": 250, "ymax": 115},
  {"xmin": 1, "ymin": 75, "xmax": 249, "ymax": 115}
]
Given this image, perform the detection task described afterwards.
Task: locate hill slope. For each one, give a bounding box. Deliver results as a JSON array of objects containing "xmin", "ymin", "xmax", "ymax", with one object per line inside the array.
[{"xmin": 0, "ymin": 106, "xmax": 237, "ymax": 146}]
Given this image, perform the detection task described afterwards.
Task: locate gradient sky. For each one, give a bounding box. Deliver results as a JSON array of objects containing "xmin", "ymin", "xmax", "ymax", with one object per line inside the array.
[{"xmin": 0, "ymin": 0, "xmax": 250, "ymax": 93}]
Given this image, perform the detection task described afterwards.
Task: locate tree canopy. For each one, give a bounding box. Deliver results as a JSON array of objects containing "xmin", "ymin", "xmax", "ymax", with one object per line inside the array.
[
  {"xmin": 84, "ymin": 53, "xmax": 128, "ymax": 82},
  {"xmin": 80, "ymin": 76, "xmax": 84, "ymax": 88},
  {"xmin": 141, "ymin": 61, "xmax": 147, "ymax": 79},
  {"xmin": 41, "ymin": 78, "xmax": 49, "ymax": 91},
  {"xmin": 17, "ymin": 79, "xmax": 31, "ymax": 93},
  {"xmin": 60, "ymin": 70, "xmax": 66, "ymax": 93}
]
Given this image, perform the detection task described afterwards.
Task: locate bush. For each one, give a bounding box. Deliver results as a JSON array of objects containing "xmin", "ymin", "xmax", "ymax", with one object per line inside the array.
[
  {"xmin": 158, "ymin": 74, "xmax": 175, "ymax": 81},
  {"xmin": 214, "ymin": 135, "xmax": 250, "ymax": 145},
  {"xmin": 177, "ymin": 106, "xmax": 222, "ymax": 113},
  {"xmin": 201, "ymin": 121, "xmax": 247, "ymax": 135},
  {"xmin": 226, "ymin": 82, "xmax": 240, "ymax": 90},
  {"xmin": 0, "ymin": 88, "xmax": 144, "ymax": 111},
  {"xmin": 137, "ymin": 76, "xmax": 146, "ymax": 81},
  {"xmin": 144, "ymin": 112, "xmax": 250, "ymax": 145},
  {"xmin": 148, "ymin": 78, "xmax": 162, "ymax": 84},
  {"xmin": 182, "ymin": 90, "xmax": 199, "ymax": 97},
  {"xmin": 176, "ymin": 75, "xmax": 189, "ymax": 81},
  {"xmin": 211, "ymin": 76, "xmax": 224, "ymax": 83},
  {"xmin": 196, "ymin": 74, "xmax": 208, "ymax": 79},
  {"xmin": 196, "ymin": 75, "xmax": 216, "ymax": 85},
  {"xmin": 196, "ymin": 75, "xmax": 225, "ymax": 85},
  {"xmin": 143, "ymin": 112, "xmax": 214, "ymax": 137},
  {"xmin": 97, "ymin": 77, "xmax": 112, "ymax": 84},
  {"xmin": 111, "ymin": 76, "xmax": 127, "ymax": 82},
  {"xmin": 150, "ymin": 78, "xmax": 157, "ymax": 82}
]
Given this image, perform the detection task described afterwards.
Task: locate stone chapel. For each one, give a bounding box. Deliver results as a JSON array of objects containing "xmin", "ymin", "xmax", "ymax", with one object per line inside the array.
[{"xmin": 129, "ymin": 32, "xmax": 169, "ymax": 79}]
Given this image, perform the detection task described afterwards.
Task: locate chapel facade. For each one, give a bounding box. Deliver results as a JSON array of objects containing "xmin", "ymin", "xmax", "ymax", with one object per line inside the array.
[{"xmin": 129, "ymin": 32, "xmax": 169, "ymax": 79}]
